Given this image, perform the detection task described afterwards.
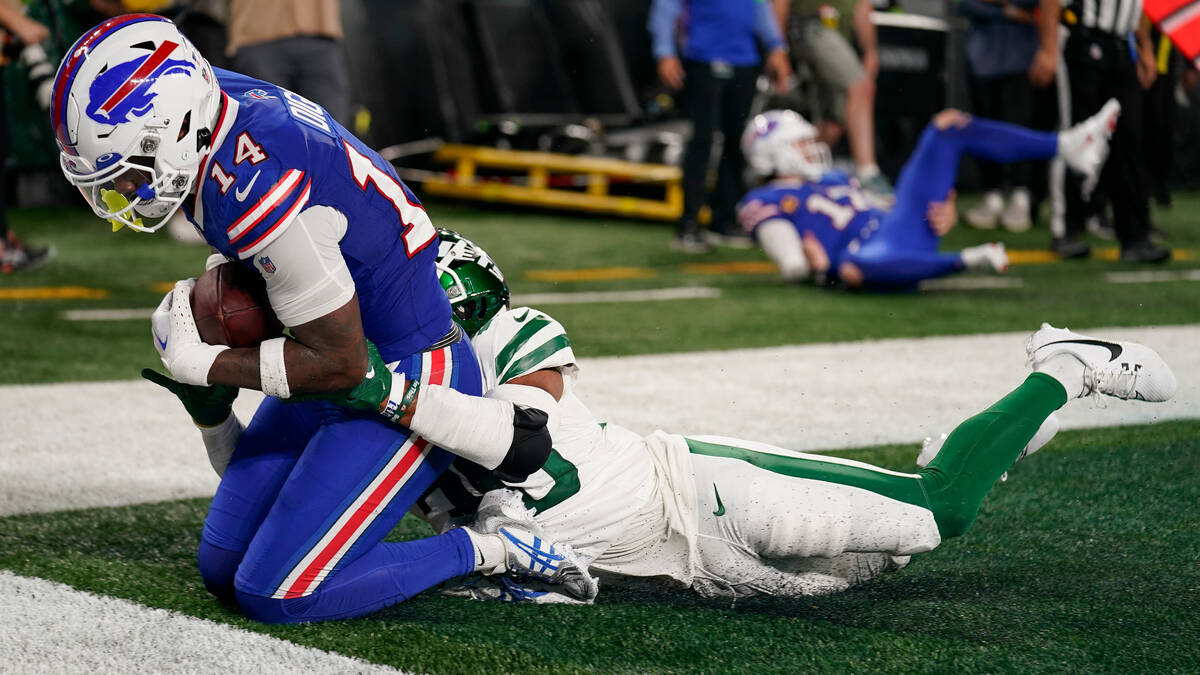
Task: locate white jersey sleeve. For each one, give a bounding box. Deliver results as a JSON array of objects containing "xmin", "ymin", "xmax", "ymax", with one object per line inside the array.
[
  {"xmin": 250, "ymin": 205, "xmax": 356, "ymax": 327},
  {"xmin": 471, "ymin": 307, "xmax": 577, "ymax": 391}
]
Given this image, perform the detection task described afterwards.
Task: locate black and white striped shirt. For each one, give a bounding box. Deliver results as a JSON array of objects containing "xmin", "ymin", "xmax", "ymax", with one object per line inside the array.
[{"xmin": 1068, "ymin": 0, "xmax": 1143, "ymax": 35}]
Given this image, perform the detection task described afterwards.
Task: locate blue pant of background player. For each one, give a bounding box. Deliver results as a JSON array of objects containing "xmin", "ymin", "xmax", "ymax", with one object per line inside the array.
[
  {"xmin": 197, "ymin": 334, "xmax": 481, "ymax": 624},
  {"xmin": 842, "ymin": 115, "xmax": 1058, "ymax": 290}
]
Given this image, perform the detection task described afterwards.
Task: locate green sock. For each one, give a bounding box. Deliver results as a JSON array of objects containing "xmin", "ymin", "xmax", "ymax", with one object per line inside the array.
[{"xmin": 919, "ymin": 372, "xmax": 1068, "ymax": 538}]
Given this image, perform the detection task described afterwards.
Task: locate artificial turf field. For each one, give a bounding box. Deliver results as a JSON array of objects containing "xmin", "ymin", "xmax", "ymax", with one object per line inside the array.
[{"xmin": 2, "ymin": 198, "xmax": 1199, "ymax": 673}]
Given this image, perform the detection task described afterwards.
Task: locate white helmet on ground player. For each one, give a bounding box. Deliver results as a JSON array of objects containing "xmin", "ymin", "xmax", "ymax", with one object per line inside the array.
[
  {"xmin": 51, "ymin": 14, "xmax": 220, "ymax": 232},
  {"xmin": 741, "ymin": 109, "xmax": 832, "ymax": 181}
]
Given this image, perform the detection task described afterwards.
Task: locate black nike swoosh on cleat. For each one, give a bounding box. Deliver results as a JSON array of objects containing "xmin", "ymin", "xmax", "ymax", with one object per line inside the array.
[{"xmin": 1041, "ymin": 339, "xmax": 1122, "ymax": 361}]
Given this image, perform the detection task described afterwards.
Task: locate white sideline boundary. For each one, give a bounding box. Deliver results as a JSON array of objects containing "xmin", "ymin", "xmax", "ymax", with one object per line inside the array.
[
  {"xmin": 576, "ymin": 324, "xmax": 1200, "ymax": 452},
  {"xmin": 1, "ymin": 324, "xmax": 1198, "ymax": 672},
  {"xmin": 3, "ymin": 324, "xmax": 1197, "ymax": 517},
  {"xmin": 0, "ymin": 571, "xmax": 406, "ymax": 675}
]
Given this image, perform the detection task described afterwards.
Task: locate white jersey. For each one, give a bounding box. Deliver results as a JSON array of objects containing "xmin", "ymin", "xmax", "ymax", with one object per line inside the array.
[
  {"xmin": 419, "ymin": 307, "xmax": 936, "ymax": 598},
  {"xmin": 417, "ymin": 307, "xmax": 699, "ymax": 584}
]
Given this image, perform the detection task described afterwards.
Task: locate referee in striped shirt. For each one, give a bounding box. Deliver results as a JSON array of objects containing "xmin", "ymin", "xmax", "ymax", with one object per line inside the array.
[{"xmin": 1050, "ymin": 0, "xmax": 1170, "ymax": 262}]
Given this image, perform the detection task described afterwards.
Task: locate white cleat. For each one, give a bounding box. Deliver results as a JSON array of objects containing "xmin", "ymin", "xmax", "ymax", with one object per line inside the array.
[
  {"xmin": 1058, "ymin": 99, "xmax": 1120, "ymax": 194},
  {"xmin": 961, "ymin": 242, "xmax": 1009, "ymax": 273},
  {"xmin": 1000, "ymin": 189, "xmax": 1032, "ymax": 232},
  {"xmin": 441, "ymin": 574, "xmax": 593, "ymax": 605},
  {"xmin": 965, "ymin": 191, "xmax": 1003, "ymax": 230},
  {"xmin": 917, "ymin": 412, "xmax": 1060, "ymax": 469},
  {"xmin": 470, "ymin": 489, "xmax": 599, "ymax": 603},
  {"xmin": 1026, "ymin": 323, "xmax": 1177, "ymax": 402}
]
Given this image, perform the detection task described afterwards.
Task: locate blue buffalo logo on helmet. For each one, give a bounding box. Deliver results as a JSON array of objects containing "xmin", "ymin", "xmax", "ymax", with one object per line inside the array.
[
  {"xmin": 753, "ymin": 116, "xmax": 780, "ymax": 138},
  {"xmin": 84, "ymin": 40, "xmax": 194, "ymax": 125}
]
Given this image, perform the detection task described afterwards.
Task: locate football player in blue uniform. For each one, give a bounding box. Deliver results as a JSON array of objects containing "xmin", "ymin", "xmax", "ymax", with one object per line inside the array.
[
  {"xmin": 738, "ymin": 103, "xmax": 1121, "ymax": 290},
  {"xmin": 50, "ymin": 15, "xmax": 594, "ymax": 623}
]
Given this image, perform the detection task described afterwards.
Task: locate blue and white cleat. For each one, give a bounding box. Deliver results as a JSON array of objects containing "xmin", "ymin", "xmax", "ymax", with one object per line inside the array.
[
  {"xmin": 1026, "ymin": 323, "xmax": 1176, "ymax": 402},
  {"xmin": 471, "ymin": 489, "xmax": 599, "ymax": 603},
  {"xmin": 440, "ymin": 573, "xmax": 592, "ymax": 605}
]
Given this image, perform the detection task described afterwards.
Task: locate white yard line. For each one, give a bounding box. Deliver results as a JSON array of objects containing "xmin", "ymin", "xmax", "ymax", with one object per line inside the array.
[
  {"xmin": 514, "ymin": 286, "xmax": 721, "ymax": 305},
  {"xmin": 62, "ymin": 308, "xmax": 153, "ymax": 321},
  {"xmin": 3, "ymin": 324, "xmax": 1197, "ymax": 517},
  {"xmin": 60, "ymin": 288, "xmax": 725, "ymax": 324},
  {"xmin": 56, "ymin": 271, "xmax": 1200, "ymax": 325},
  {"xmin": 918, "ymin": 277, "xmax": 1024, "ymax": 290},
  {"xmin": 0, "ymin": 571, "xmax": 407, "ymax": 675},
  {"xmin": 1104, "ymin": 269, "xmax": 1200, "ymax": 284}
]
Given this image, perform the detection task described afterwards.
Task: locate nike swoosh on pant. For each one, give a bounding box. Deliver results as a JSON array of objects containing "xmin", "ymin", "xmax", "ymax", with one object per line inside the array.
[{"xmin": 712, "ymin": 483, "xmax": 725, "ymax": 517}]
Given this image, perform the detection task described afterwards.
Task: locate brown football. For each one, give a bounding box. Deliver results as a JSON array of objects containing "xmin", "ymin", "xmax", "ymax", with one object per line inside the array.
[{"xmin": 191, "ymin": 262, "xmax": 284, "ymax": 348}]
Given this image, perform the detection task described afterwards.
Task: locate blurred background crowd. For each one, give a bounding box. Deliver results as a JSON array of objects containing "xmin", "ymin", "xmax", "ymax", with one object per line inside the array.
[{"xmin": 0, "ymin": 0, "xmax": 1194, "ymax": 272}]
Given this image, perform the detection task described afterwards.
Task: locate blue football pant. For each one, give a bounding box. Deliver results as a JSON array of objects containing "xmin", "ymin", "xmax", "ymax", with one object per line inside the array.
[
  {"xmin": 843, "ymin": 116, "xmax": 1058, "ymax": 289},
  {"xmin": 198, "ymin": 334, "xmax": 482, "ymax": 624}
]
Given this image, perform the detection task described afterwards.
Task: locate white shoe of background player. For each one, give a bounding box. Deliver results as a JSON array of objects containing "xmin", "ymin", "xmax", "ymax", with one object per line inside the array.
[
  {"xmin": 961, "ymin": 242, "xmax": 1009, "ymax": 273},
  {"xmin": 1058, "ymin": 99, "xmax": 1120, "ymax": 195}
]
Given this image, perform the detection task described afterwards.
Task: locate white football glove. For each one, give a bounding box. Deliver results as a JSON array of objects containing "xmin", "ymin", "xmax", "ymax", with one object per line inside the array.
[{"xmin": 151, "ymin": 279, "xmax": 229, "ymax": 386}]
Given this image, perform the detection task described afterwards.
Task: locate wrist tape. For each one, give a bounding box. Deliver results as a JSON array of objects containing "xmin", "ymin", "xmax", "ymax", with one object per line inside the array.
[{"xmin": 259, "ymin": 337, "xmax": 291, "ymax": 398}]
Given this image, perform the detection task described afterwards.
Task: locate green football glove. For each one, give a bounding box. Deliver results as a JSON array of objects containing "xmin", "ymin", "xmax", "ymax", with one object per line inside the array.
[
  {"xmin": 141, "ymin": 368, "xmax": 239, "ymax": 427},
  {"xmin": 286, "ymin": 341, "xmax": 415, "ymax": 424}
]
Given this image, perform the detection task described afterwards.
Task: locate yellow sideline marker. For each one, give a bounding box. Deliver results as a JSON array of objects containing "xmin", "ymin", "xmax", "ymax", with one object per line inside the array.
[
  {"xmin": 526, "ymin": 267, "xmax": 658, "ymax": 282},
  {"xmin": 1006, "ymin": 249, "xmax": 1060, "ymax": 264},
  {"xmin": 0, "ymin": 286, "xmax": 110, "ymax": 300},
  {"xmin": 683, "ymin": 261, "xmax": 778, "ymax": 275}
]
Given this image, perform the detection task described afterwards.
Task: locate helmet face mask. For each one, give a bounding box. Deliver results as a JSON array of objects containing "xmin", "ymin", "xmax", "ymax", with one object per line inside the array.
[
  {"xmin": 52, "ymin": 15, "xmax": 221, "ymax": 232},
  {"xmin": 435, "ymin": 229, "xmax": 510, "ymax": 336},
  {"xmin": 63, "ymin": 148, "xmax": 189, "ymax": 231},
  {"xmin": 742, "ymin": 110, "xmax": 832, "ymax": 181}
]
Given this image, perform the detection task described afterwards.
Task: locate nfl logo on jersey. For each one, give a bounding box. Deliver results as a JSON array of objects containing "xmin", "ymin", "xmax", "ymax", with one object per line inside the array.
[{"xmin": 257, "ymin": 256, "xmax": 276, "ymax": 274}]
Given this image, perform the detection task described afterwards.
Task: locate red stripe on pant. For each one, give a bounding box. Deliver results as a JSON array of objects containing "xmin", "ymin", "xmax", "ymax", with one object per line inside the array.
[
  {"xmin": 280, "ymin": 344, "xmax": 453, "ymax": 598},
  {"xmin": 282, "ymin": 436, "xmax": 431, "ymax": 598}
]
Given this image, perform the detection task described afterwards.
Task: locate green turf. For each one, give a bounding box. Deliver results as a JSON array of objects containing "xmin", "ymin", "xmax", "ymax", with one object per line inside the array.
[
  {"xmin": 2, "ymin": 422, "xmax": 1197, "ymax": 674},
  {"xmin": 1, "ymin": 196, "xmax": 1198, "ymax": 384}
]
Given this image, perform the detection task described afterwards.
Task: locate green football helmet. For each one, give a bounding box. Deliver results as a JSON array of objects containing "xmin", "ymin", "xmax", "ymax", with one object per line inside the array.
[{"xmin": 436, "ymin": 228, "xmax": 510, "ymax": 336}]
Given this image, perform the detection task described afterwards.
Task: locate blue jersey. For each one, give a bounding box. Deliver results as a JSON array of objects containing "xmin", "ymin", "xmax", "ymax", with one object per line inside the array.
[
  {"xmin": 184, "ymin": 69, "xmax": 451, "ymax": 361},
  {"xmin": 738, "ymin": 173, "xmax": 883, "ymax": 270}
]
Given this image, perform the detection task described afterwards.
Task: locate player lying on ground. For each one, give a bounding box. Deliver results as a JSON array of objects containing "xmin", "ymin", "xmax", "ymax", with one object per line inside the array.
[
  {"xmin": 418, "ymin": 232, "xmax": 1175, "ymax": 601},
  {"xmin": 737, "ymin": 102, "xmax": 1120, "ymax": 290},
  {"xmin": 56, "ymin": 15, "xmax": 590, "ymax": 624},
  {"xmin": 171, "ymin": 230, "xmax": 1176, "ymax": 601}
]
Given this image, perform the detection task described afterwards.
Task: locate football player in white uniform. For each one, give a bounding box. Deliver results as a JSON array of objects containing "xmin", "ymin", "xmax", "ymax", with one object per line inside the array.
[
  {"xmin": 420, "ymin": 231, "xmax": 1176, "ymax": 601},
  {"xmin": 173, "ymin": 230, "xmax": 1177, "ymax": 603}
]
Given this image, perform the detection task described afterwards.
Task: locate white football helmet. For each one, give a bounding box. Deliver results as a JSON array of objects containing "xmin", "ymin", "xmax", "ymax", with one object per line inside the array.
[
  {"xmin": 52, "ymin": 14, "xmax": 220, "ymax": 232},
  {"xmin": 741, "ymin": 109, "xmax": 832, "ymax": 181}
]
